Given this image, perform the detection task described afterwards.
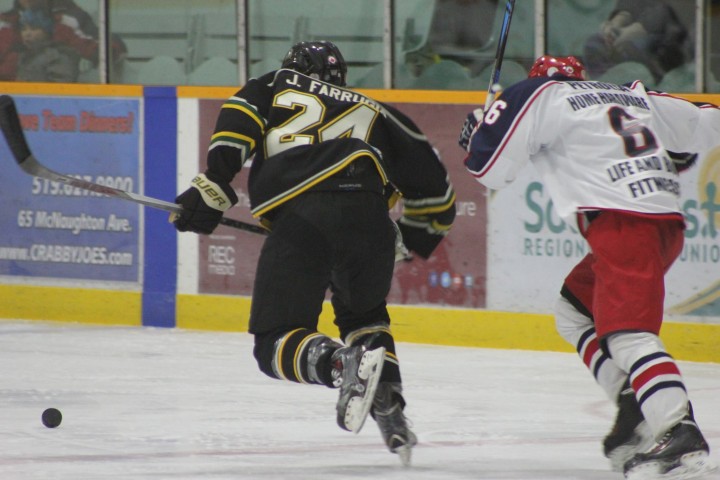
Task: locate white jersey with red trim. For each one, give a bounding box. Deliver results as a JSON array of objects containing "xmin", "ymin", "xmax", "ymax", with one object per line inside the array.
[{"xmin": 464, "ymin": 76, "xmax": 720, "ymax": 225}]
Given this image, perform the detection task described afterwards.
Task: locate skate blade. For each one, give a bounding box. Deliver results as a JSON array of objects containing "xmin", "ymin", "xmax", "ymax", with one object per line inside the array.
[
  {"xmin": 625, "ymin": 451, "xmax": 717, "ymax": 480},
  {"xmin": 608, "ymin": 423, "xmax": 656, "ymax": 472},
  {"xmin": 343, "ymin": 347, "xmax": 385, "ymax": 433},
  {"xmin": 609, "ymin": 446, "xmax": 637, "ymax": 473},
  {"xmin": 396, "ymin": 445, "xmax": 412, "ymax": 467}
]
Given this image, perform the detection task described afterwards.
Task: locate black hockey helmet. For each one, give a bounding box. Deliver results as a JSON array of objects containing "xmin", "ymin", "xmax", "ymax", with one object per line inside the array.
[{"xmin": 281, "ymin": 41, "xmax": 347, "ymax": 87}]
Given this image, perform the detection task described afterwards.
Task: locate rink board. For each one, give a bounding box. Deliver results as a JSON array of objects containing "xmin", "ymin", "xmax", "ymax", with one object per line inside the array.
[
  {"xmin": 1, "ymin": 284, "xmax": 718, "ymax": 363},
  {"xmin": 0, "ymin": 83, "xmax": 718, "ymax": 364}
]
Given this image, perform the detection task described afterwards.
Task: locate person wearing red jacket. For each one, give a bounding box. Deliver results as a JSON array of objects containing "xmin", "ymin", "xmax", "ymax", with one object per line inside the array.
[{"xmin": 0, "ymin": 0, "xmax": 126, "ymax": 81}]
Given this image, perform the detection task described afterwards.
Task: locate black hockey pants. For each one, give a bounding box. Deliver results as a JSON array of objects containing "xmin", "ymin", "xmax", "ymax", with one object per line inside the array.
[{"xmin": 249, "ymin": 189, "xmax": 395, "ymax": 362}]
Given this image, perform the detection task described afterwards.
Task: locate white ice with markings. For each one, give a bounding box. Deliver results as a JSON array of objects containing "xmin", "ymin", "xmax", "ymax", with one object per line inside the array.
[{"xmin": 0, "ymin": 320, "xmax": 718, "ymax": 480}]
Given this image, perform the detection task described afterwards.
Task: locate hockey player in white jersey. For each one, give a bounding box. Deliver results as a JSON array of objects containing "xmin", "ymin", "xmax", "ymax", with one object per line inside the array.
[{"xmin": 458, "ymin": 55, "xmax": 718, "ymax": 479}]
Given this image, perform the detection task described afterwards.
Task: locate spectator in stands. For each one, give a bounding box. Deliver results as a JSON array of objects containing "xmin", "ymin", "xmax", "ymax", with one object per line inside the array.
[
  {"xmin": 404, "ymin": 43, "xmax": 440, "ymax": 78},
  {"xmin": 0, "ymin": 0, "xmax": 126, "ymax": 80},
  {"xmin": 50, "ymin": 0, "xmax": 127, "ymax": 68},
  {"xmin": 582, "ymin": 0, "xmax": 690, "ymax": 83},
  {"xmin": 0, "ymin": 21, "xmax": 19, "ymax": 80},
  {"xmin": 15, "ymin": 7, "xmax": 79, "ymax": 82},
  {"xmin": 425, "ymin": 0, "xmax": 497, "ymax": 53},
  {"xmin": 401, "ymin": 0, "xmax": 499, "ymax": 84}
]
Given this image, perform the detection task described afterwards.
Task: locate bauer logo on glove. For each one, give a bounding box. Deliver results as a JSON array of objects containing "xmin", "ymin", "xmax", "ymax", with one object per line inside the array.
[
  {"xmin": 191, "ymin": 174, "xmax": 234, "ymax": 210},
  {"xmin": 173, "ymin": 173, "xmax": 238, "ymax": 234}
]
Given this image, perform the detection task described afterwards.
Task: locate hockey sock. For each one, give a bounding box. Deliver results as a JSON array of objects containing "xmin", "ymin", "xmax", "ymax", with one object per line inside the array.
[
  {"xmin": 345, "ymin": 323, "xmax": 401, "ymax": 384},
  {"xmin": 606, "ymin": 331, "xmax": 690, "ymax": 439},
  {"xmin": 268, "ymin": 328, "xmax": 342, "ymax": 386},
  {"xmin": 554, "ymin": 296, "xmax": 626, "ymax": 400}
]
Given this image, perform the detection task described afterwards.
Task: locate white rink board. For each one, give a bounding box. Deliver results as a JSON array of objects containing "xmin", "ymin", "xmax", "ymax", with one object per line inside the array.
[{"xmin": 486, "ymin": 150, "xmax": 720, "ymax": 321}]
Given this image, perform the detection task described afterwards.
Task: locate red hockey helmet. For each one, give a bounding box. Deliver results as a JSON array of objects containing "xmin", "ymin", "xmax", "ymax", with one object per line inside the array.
[{"xmin": 528, "ymin": 55, "xmax": 587, "ymax": 80}]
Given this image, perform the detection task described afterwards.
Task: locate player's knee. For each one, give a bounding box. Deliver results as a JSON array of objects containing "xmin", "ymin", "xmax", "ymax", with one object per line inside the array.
[
  {"xmin": 253, "ymin": 331, "xmax": 283, "ymax": 379},
  {"xmin": 605, "ymin": 331, "xmax": 665, "ymax": 372},
  {"xmin": 554, "ymin": 296, "xmax": 593, "ymax": 345}
]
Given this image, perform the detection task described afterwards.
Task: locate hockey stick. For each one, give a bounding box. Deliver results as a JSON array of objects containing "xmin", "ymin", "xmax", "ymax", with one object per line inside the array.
[
  {"xmin": 0, "ymin": 95, "xmax": 268, "ymax": 236},
  {"xmin": 484, "ymin": 0, "xmax": 517, "ymax": 111}
]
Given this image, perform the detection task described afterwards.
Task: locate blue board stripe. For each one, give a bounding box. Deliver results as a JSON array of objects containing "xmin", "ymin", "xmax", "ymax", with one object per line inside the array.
[{"xmin": 142, "ymin": 87, "xmax": 177, "ymax": 327}]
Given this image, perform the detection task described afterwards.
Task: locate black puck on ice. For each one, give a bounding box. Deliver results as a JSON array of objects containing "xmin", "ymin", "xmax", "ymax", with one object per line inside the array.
[{"xmin": 42, "ymin": 408, "xmax": 62, "ymax": 428}]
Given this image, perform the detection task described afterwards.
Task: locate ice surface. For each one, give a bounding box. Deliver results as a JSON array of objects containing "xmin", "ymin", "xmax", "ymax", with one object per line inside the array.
[{"xmin": 0, "ymin": 321, "xmax": 718, "ymax": 480}]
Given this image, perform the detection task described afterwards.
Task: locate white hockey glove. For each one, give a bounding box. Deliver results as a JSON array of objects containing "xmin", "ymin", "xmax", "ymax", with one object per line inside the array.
[
  {"xmin": 458, "ymin": 108, "xmax": 484, "ymax": 151},
  {"xmin": 392, "ymin": 221, "xmax": 413, "ymax": 262}
]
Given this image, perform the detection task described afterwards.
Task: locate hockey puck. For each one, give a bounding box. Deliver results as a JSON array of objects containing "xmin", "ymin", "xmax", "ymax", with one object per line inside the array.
[{"xmin": 41, "ymin": 408, "xmax": 62, "ymax": 428}]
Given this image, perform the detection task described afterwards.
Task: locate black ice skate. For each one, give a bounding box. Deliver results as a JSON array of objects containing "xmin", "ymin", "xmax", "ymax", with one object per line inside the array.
[
  {"xmin": 371, "ymin": 382, "xmax": 417, "ymax": 467},
  {"xmin": 332, "ymin": 345, "xmax": 385, "ymax": 433},
  {"xmin": 623, "ymin": 415, "xmax": 716, "ymax": 480},
  {"xmin": 603, "ymin": 379, "xmax": 654, "ymax": 471}
]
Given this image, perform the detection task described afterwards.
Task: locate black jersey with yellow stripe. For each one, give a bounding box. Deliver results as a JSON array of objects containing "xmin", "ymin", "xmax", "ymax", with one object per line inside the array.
[{"xmin": 205, "ymin": 68, "xmax": 455, "ymax": 256}]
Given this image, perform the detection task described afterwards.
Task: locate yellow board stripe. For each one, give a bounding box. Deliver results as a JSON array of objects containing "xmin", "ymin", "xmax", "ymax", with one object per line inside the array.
[
  {"xmin": 4, "ymin": 83, "xmax": 718, "ymax": 108},
  {"xmin": 178, "ymin": 86, "xmax": 237, "ymax": 99},
  {"xmin": 176, "ymin": 86, "xmax": 487, "ymax": 104},
  {"xmin": 355, "ymin": 88, "xmax": 486, "ymax": 105},
  {"xmin": 174, "ymin": 294, "xmax": 720, "ymax": 364},
  {"xmin": 0, "ymin": 284, "xmax": 141, "ymax": 326},
  {"xmin": 0, "ymin": 81, "xmax": 142, "ymax": 97},
  {"xmin": 0, "ymin": 287, "xmax": 717, "ymax": 363}
]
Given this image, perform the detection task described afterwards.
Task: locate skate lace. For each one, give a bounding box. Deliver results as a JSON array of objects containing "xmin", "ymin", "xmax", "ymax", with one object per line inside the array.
[{"xmin": 644, "ymin": 419, "xmax": 698, "ymax": 456}]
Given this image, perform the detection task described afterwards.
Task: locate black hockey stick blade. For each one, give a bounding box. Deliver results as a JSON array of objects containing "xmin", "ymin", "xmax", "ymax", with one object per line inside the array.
[
  {"xmin": 0, "ymin": 95, "xmax": 267, "ymax": 235},
  {"xmin": 484, "ymin": 0, "xmax": 516, "ymax": 111}
]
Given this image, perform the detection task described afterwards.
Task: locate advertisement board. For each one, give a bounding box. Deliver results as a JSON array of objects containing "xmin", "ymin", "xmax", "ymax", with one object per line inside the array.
[
  {"xmin": 0, "ymin": 96, "xmax": 141, "ymax": 284},
  {"xmin": 487, "ymin": 148, "xmax": 720, "ymax": 317},
  {"xmin": 194, "ymin": 99, "xmax": 489, "ymax": 308}
]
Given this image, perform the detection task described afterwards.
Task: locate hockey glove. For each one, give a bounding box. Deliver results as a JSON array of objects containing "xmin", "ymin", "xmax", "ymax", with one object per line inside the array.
[
  {"xmin": 667, "ymin": 150, "xmax": 698, "ymax": 173},
  {"xmin": 397, "ymin": 208, "xmax": 455, "ymax": 259},
  {"xmin": 458, "ymin": 108, "xmax": 484, "ymax": 151},
  {"xmin": 173, "ymin": 173, "xmax": 238, "ymax": 234}
]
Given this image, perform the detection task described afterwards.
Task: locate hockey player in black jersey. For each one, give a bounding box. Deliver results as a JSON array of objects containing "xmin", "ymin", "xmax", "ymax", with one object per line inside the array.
[{"xmin": 172, "ymin": 41, "xmax": 456, "ymax": 466}]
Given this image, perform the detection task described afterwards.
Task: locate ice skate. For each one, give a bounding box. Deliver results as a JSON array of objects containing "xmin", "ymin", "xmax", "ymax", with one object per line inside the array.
[
  {"xmin": 332, "ymin": 345, "xmax": 385, "ymax": 433},
  {"xmin": 623, "ymin": 416, "xmax": 716, "ymax": 480},
  {"xmin": 371, "ymin": 382, "xmax": 417, "ymax": 467},
  {"xmin": 603, "ymin": 379, "xmax": 655, "ymax": 471}
]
